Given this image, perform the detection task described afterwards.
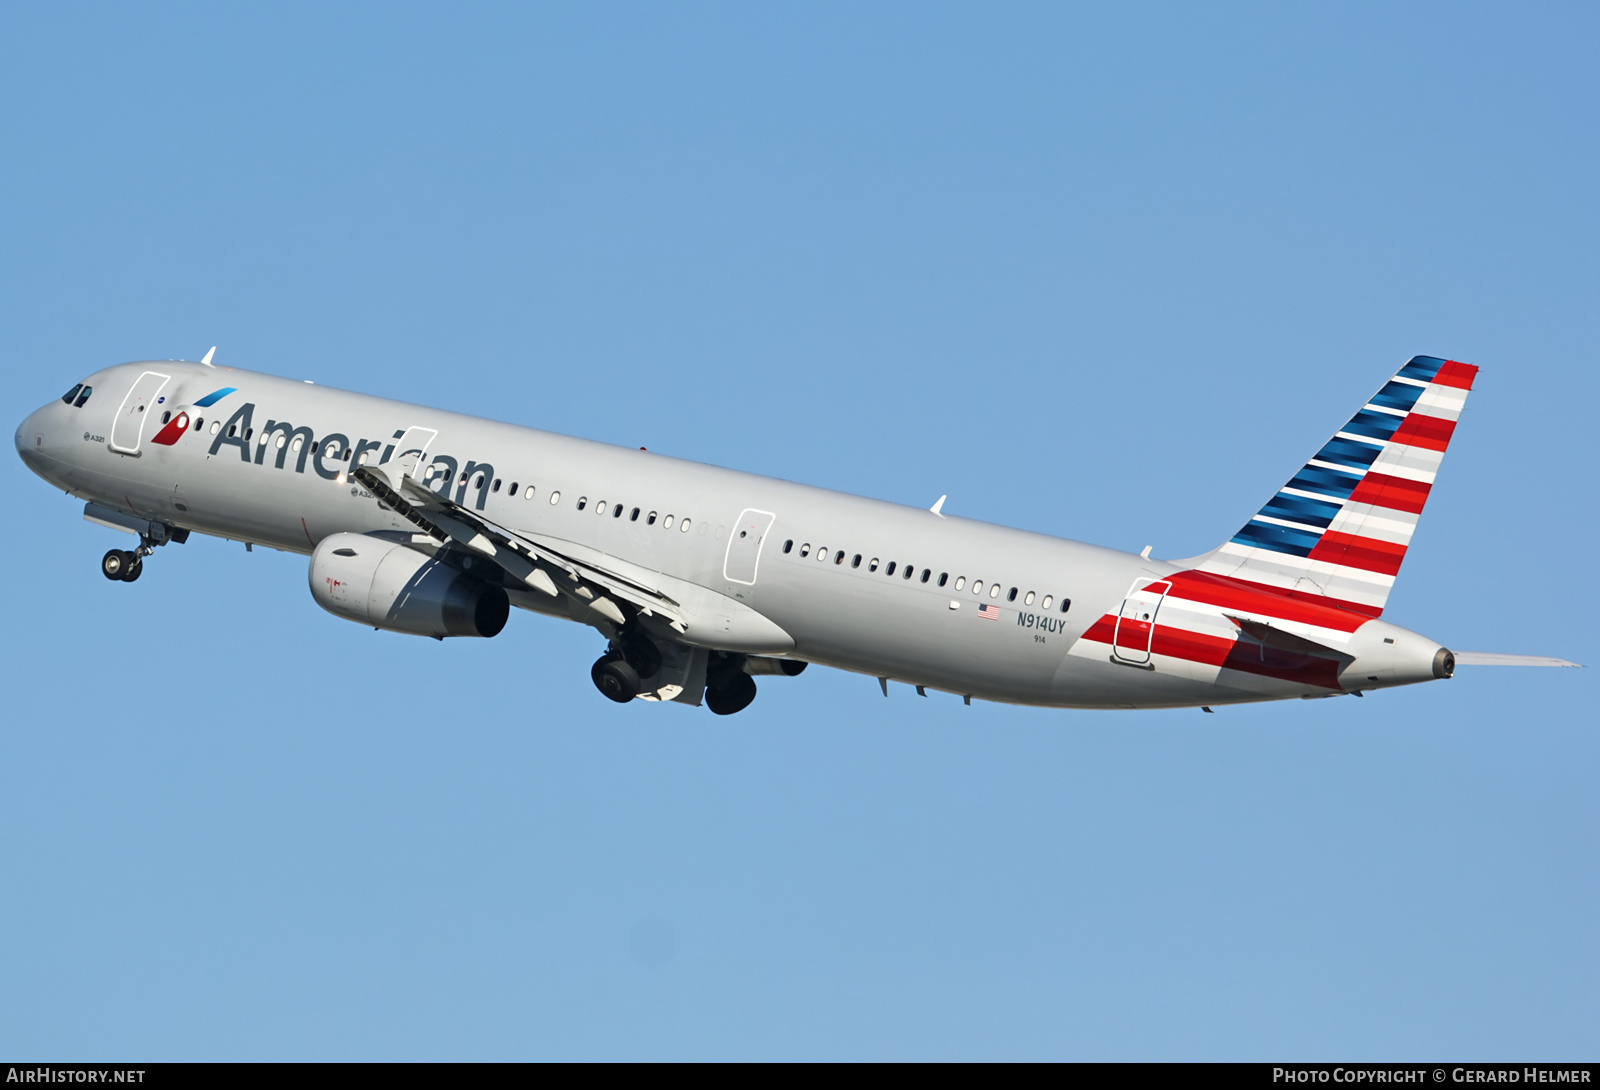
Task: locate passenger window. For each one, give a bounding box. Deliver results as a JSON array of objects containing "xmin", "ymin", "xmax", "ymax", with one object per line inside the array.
[
  {"xmin": 508, "ymin": 481, "xmax": 518, "ymax": 494},
  {"xmin": 245, "ymin": 428, "xmax": 253, "ymax": 441},
  {"xmin": 210, "ymin": 421, "xmax": 220, "ymax": 435},
  {"xmin": 613, "ymin": 504, "xmax": 624, "ymax": 518},
  {"xmin": 835, "ymin": 550, "xmax": 845, "ymax": 565},
  {"xmin": 594, "ymin": 500, "xmax": 606, "ymax": 515},
  {"xmin": 1024, "ymin": 591, "xmax": 1035, "ymax": 606},
  {"xmin": 1041, "ymin": 595, "xmax": 1053, "ymax": 610},
  {"xmin": 938, "ymin": 573, "xmax": 948, "ymax": 587},
  {"xmin": 971, "ymin": 580, "xmax": 983, "ymax": 595},
  {"xmin": 1007, "ymin": 587, "xmax": 1017, "ymax": 602},
  {"xmin": 526, "ymin": 486, "xmax": 537, "ymax": 500},
  {"xmin": 663, "ymin": 514, "xmax": 673, "ymax": 528},
  {"xmin": 1060, "ymin": 598, "xmax": 1072, "ymax": 613},
  {"xmin": 680, "ymin": 518, "xmax": 691, "ymax": 532},
  {"xmin": 227, "ymin": 425, "xmax": 236, "ymax": 437},
  {"xmin": 61, "ymin": 384, "xmax": 82, "ymax": 405},
  {"xmin": 195, "ymin": 417, "xmax": 205, "ymax": 431},
  {"xmin": 492, "ymin": 479, "xmax": 502, "ymax": 492},
  {"xmin": 74, "ymin": 386, "xmax": 92, "ymax": 408},
  {"xmin": 989, "ymin": 583, "xmax": 1001, "ymax": 598},
  {"xmin": 921, "ymin": 569, "xmax": 931, "ymax": 583},
  {"xmin": 647, "ymin": 511, "xmax": 657, "ymax": 525},
  {"xmin": 953, "ymin": 576, "xmax": 965, "ymax": 591},
  {"xmin": 784, "ymin": 540, "xmax": 793, "ymax": 553},
  {"xmin": 799, "ymin": 543, "xmax": 810, "ymax": 557},
  {"xmin": 630, "ymin": 508, "xmax": 640, "ymax": 521},
  {"xmin": 577, "ymin": 497, "xmax": 587, "ymax": 510},
  {"xmin": 869, "ymin": 558, "xmax": 880, "ymax": 572},
  {"xmin": 550, "ymin": 491, "xmax": 561, "ymax": 504},
  {"xmin": 903, "ymin": 565, "xmax": 914, "ymax": 580},
  {"xmin": 885, "ymin": 561, "xmax": 896, "ymax": 576},
  {"xmin": 817, "ymin": 546, "xmax": 828, "ymax": 562},
  {"xmin": 160, "ymin": 410, "xmax": 171, "ymax": 424},
  {"xmin": 851, "ymin": 554, "xmax": 862, "ymax": 568}
]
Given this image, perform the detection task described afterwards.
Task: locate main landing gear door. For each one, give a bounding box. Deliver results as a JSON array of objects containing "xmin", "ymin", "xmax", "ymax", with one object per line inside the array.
[
  {"xmin": 109, "ymin": 371, "xmax": 172, "ymax": 455},
  {"xmin": 1112, "ymin": 579, "xmax": 1172, "ymax": 665},
  {"xmin": 723, "ymin": 509, "xmax": 776, "ymax": 586}
]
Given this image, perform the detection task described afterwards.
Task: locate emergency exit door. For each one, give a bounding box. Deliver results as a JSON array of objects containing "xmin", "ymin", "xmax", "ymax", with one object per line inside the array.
[{"xmin": 723, "ymin": 509, "xmax": 776, "ymax": 585}]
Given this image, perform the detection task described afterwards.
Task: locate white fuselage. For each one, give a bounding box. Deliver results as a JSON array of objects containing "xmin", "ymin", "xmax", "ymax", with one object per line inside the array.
[{"xmin": 16, "ymin": 361, "xmax": 1450, "ymax": 710}]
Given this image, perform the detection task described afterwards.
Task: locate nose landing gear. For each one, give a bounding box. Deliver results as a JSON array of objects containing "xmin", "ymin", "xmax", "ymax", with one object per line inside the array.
[
  {"xmin": 101, "ymin": 544, "xmax": 148, "ymax": 582},
  {"xmin": 87, "ymin": 508, "xmax": 187, "ymax": 585}
]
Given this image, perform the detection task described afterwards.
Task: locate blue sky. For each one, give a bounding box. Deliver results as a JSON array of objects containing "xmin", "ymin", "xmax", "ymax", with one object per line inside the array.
[{"xmin": 2, "ymin": 2, "xmax": 1594, "ymax": 1059}]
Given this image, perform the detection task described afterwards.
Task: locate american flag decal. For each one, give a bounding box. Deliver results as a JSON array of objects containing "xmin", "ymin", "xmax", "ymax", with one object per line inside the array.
[{"xmin": 977, "ymin": 603, "xmax": 1000, "ymax": 620}]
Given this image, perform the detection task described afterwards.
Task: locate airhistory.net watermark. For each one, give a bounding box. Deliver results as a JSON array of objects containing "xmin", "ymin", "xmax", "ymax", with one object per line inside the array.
[{"xmin": 5, "ymin": 1070, "xmax": 145, "ymax": 1084}]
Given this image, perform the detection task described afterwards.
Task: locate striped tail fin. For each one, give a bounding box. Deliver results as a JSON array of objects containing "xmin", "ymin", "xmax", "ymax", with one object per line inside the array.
[{"xmin": 1195, "ymin": 355, "xmax": 1478, "ymax": 617}]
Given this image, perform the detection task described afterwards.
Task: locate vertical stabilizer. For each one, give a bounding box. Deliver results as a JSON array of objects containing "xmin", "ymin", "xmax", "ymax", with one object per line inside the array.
[{"xmin": 1196, "ymin": 355, "xmax": 1478, "ymax": 617}]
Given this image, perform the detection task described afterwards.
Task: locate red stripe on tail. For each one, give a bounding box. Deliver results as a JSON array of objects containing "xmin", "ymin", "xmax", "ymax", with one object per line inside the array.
[
  {"xmin": 1346, "ymin": 472, "xmax": 1432, "ymax": 515},
  {"xmin": 1163, "ymin": 570, "xmax": 1374, "ymax": 630},
  {"xmin": 1307, "ymin": 531, "xmax": 1407, "ymax": 576},
  {"xmin": 1431, "ymin": 360, "xmax": 1478, "ymax": 390},
  {"xmin": 1388, "ymin": 412, "xmax": 1456, "ymax": 452}
]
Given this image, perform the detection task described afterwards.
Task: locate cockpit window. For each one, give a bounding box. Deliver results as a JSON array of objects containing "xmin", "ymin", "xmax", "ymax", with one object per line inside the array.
[
  {"xmin": 74, "ymin": 385, "xmax": 92, "ymax": 408},
  {"xmin": 61, "ymin": 384, "xmax": 82, "ymax": 405}
]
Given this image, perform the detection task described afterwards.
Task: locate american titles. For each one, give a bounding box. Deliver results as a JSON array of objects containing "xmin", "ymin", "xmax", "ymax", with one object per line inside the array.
[{"xmin": 206, "ymin": 401, "xmax": 496, "ymax": 510}]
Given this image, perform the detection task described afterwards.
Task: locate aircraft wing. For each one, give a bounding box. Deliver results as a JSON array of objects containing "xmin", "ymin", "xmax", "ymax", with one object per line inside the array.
[
  {"xmin": 353, "ymin": 464, "xmax": 687, "ymax": 631},
  {"xmin": 1451, "ymin": 652, "xmax": 1582, "ymax": 668}
]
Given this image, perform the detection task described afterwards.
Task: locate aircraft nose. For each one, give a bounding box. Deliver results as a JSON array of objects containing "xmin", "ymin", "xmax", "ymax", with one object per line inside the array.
[{"xmin": 15, "ymin": 405, "xmax": 51, "ymax": 470}]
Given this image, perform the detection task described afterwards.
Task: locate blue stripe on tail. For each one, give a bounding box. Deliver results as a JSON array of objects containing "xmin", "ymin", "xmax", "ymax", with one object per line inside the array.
[{"xmin": 1231, "ymin": 520, "xmax": 1322, "ymax": 556}]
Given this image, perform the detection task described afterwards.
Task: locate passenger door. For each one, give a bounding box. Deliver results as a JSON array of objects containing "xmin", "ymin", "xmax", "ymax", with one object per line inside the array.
[
  {"xmin": 109, "ymin": 371, "xmax": 171, "ymax": 454},
  {"xmin": 1112, "ymin": 579, "xmax": 1172, "ymax": 665}
]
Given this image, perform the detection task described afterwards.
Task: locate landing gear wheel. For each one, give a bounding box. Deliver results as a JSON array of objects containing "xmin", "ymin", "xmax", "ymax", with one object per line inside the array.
[
  {"xmin": 101, "ymin": 549, "xmax": 134, "ymax": 581},
  {"xmin": 705, "ymin": 671, "xmax": 757, "ymax": 716},
  {"xmin": 591, "ymin": 655, "xmax": 641, "ymax": 703},
  {"xmin": 120, "ymin": 555, "xmax": 143, "ymax": 582}
]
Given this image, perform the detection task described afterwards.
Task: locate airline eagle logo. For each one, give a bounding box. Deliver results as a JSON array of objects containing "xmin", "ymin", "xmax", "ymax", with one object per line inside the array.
[{"xmin": 150, "ymin": 387, "xmax": 236, "ymax": 446}]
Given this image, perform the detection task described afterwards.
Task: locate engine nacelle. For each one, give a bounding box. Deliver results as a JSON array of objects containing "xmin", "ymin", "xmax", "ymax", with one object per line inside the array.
[{"xmin": 309, "ymin": 533, "xmax": 509, "ymax": 638}]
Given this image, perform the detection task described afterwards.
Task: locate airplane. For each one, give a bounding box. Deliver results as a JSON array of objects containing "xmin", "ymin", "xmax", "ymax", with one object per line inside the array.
[{"xmin": 14, "ymin": 351, "xmax": 1578, "ymax": 714}]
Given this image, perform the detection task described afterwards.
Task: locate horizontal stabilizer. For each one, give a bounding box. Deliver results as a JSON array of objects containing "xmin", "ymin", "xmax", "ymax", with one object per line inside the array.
[
  {"xmin": 1225, "ymin": 614, "xmax": 1353, "ymax": 663},
  {"xmin": 1452, "ymin": 651, "xmax": 1582, "ymax": 668}
]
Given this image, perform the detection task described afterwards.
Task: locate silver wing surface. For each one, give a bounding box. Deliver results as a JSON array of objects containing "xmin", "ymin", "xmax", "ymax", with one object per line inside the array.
[{"xmin": 352, "ymin": 463, "xmax": 794, "ymax": 654}]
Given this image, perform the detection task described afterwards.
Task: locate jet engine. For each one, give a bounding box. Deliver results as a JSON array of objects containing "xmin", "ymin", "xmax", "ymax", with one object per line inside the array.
[{"xmin": 309, "ymin": 532, "xmax": 509, "ymax": 638}]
